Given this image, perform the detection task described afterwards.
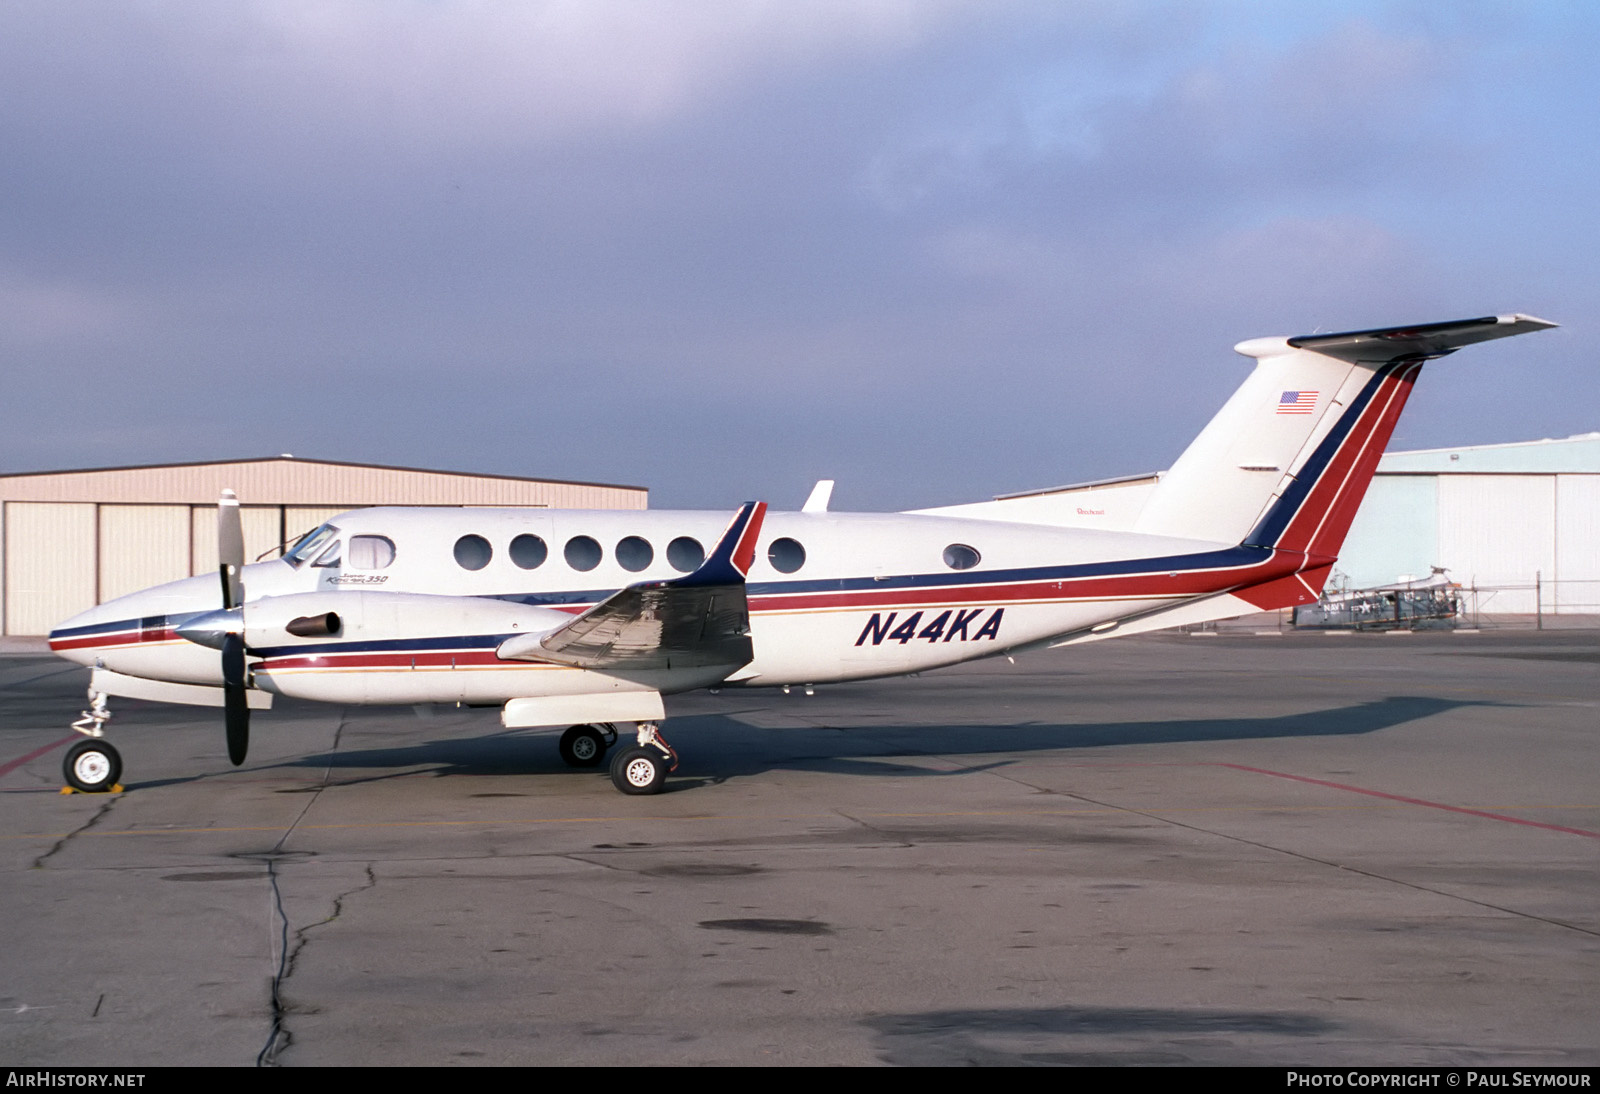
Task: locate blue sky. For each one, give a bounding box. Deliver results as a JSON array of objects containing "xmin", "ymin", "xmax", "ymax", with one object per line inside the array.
[{"xmin": 3, "ymin": 1, "xmax": 1595, "ymax": 509}]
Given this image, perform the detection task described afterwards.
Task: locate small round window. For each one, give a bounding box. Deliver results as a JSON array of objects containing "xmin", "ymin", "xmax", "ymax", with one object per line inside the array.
[
  {"xmin": 454, "ymin": 534, "xmax": 492, "ymax": 571},
  {"xmin": 509, "ymin": 534, "xmax": 548, "ymax": 570},
  {"xmin": 767, "ymin": 537, "xmax": 806, "ymax": 574},
  {"xmin": 666, "ymin": 536, "xmax": 705, "ymax": 573},
  {"xmin": 616, "ymin": 535, "xmax": 653, "ymax": 572},
  {"xmin": 564, "ymin": 535, "xmax": 602, "ymax": 572},
  {"xmin": 943, "ymin": 543, "xmax": 981, "ymax": 570}
]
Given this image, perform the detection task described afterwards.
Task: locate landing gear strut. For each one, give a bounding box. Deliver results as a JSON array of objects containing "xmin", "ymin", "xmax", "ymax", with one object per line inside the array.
[
  {"xmin": 64, "ymin": 691, "xmax": 122, "ymax": 793},
  {"xmin": 608, "ymin": 722, "xmax": 677, "ymax": 796},
  {"xmin": 558, "ymin": 723, "xmax": 617, "ymax": 768}
]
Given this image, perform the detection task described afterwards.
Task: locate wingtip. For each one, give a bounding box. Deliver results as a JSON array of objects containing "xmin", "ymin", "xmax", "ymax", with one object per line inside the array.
[{"xmin": 1502, "ymin": 314, "xmax": 1559, "ymax": 330}]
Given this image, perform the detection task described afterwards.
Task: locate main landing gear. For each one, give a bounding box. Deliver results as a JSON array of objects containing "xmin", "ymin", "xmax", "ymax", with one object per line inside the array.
[
  {"xmin": 608, "ymin": 722, "xmax": 678, "ymax": 796},
  {"xmin": 558, "ymin": 723, "xmax": 618, "ymax": 768},
  {"xmin": 556, "ymin": 721, "xmax": 676, "ymax": 794},
  {"xmin": 64, "ymin": 692, "xmax": 122, "ymax": 793}
]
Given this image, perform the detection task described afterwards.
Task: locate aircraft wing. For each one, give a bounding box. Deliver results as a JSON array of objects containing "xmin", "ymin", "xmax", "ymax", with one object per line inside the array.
[{"xmin": 496, "ymin": 501, "xmax": 767, "ymax": 673}]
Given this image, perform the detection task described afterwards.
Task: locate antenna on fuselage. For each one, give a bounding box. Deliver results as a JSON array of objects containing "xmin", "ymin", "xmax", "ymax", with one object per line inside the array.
[{"xmin": 802, "ymin": 479, "xmax": 835, "ymax": 513}]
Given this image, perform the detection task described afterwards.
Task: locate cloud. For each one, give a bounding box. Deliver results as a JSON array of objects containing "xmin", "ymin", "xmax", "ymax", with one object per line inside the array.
[{"xmin": 4, "ymin": 0, "xmax": 966, "ymax": 156}]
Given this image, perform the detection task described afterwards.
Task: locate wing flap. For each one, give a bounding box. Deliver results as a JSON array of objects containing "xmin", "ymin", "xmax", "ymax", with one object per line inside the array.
[{"xmin": 497, "ymin": 501, "xmax": 767, "ymax": 673}]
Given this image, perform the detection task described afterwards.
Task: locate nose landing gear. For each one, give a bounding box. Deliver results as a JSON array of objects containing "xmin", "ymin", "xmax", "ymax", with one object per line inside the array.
[{"xmin": 63, "ymin": 692, "xmax": 123, "ymax": 793}]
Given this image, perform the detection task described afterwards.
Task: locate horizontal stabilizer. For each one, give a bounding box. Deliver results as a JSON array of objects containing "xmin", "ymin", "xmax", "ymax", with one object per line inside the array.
[{"xmin": 1285, "ymin": 314, "xmax": 1556, "ymax": 363}]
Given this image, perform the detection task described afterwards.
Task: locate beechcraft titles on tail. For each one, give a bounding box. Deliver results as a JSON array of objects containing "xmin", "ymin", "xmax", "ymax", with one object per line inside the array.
[{"xmin": 49, "ymin": 314, "xmax": 1556, "ymax": 795}]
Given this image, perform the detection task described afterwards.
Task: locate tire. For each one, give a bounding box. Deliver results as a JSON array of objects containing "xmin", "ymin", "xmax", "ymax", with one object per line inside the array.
[
  {"xmin": 609, "ymin": 746, "xmax": 666, "ymax": 795},
  {"xmin": 558, "ymin": 725, "xmax": 607, "ymax": 768},
  {"xmin": 63, "ymin": 739, "xmax": 122, "ymax": 793}
]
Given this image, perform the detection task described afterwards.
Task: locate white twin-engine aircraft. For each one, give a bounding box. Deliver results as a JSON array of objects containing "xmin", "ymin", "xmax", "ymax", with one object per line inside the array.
[{"xmin": 49, "ymin": 315, "xmax": 1555, "ymax": 795}]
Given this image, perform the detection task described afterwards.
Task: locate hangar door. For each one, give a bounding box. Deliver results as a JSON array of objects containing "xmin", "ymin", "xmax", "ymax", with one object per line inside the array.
[
  {"xmin": 4, "ymin": 503, "xmax": 97, "ymax": 636},
  {"xmin": 1437, "ymin": 476, "xmax": 1555, "ymax": 614},
  {"xmin": 3, "ymin": 502, "xmax": 309, "ymax": 635}
]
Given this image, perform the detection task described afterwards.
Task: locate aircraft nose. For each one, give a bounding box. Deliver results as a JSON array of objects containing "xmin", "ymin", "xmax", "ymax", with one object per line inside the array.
[{"xmin": 47, "ymin": 574, "xmax": 224, "ymax": 666}]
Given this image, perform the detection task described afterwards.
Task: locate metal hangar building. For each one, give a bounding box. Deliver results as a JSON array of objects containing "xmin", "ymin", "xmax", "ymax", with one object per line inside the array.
[{"xmin": 0, "ymin": 456, "xmax": 646, "ymax": 636}]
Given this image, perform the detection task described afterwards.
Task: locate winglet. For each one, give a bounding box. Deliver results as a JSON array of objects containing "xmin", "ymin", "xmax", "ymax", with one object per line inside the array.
[{"xmin": 675, "ymin": 501, "xmax": 767, "ymax": 586}]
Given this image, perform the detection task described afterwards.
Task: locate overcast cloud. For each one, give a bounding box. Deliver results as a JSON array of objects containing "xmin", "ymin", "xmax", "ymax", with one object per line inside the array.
[{"xmin": 2, "ymin": 1, "xmax": 1595, "ymax": 509}]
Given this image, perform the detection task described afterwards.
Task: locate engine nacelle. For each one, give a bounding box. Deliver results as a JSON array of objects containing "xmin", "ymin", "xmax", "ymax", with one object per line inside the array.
[{"xmin": 242, "ymin": 591, "xmax": 570, "ymax": 651}]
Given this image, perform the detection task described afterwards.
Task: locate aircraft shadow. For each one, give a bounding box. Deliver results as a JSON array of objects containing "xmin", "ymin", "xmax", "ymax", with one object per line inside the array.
[{"xmin": 274, "ymin": 694, "xmax": 1492, "ymax": 786}]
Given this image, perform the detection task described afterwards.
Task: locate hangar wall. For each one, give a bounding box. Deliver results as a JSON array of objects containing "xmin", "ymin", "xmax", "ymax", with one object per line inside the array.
[
  {"xmin": 0, "ymin": 457, "xmax": 646, "ymax": 635},
  {"xmin": 950, "ymin": 432, "xmax": 1599, "ymax": 618},
  {"xmin": 1337, "ymin": 435, "xmax": 1600, "ymax": 614}
]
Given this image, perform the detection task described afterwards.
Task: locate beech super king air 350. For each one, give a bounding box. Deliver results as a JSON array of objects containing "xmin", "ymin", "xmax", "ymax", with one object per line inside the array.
[{"xmin": 48, "ymin": 315, "xmax": 1555, "ymax": 795}]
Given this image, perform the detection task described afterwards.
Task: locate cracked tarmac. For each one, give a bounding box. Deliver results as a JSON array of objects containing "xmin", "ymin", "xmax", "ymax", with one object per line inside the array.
[{"xmin": 1, "ymin": 630, "xmax": 1597, "ymax": 1066}]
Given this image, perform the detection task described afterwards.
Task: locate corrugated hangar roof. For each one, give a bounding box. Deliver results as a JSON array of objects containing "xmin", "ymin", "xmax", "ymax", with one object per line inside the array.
[
  {"xmin": 0, "ymin": 455, "xmax": 648, "ymax": 508},
  {"xmin": 1377, "ymin": 432, "xmax": 1600, "ymax": 475}
]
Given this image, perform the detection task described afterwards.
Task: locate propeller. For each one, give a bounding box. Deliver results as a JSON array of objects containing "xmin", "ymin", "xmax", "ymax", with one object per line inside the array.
[{"xmin": 217, "ymin": 490, "xmax": 250, "ymax": 766}]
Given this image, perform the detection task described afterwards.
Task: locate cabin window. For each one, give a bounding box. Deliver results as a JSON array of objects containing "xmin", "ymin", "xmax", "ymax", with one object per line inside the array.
[
  {"xmin": 510, "ymin": 534, "xmax": 548, "ymax": 570},
  {"xmin": 943, "ymin": 544, "xmax": 981, "ymax": 571},
  {"xmin": 564, "ymin": 535, "xmax": 602, "ymax": 572},
  {"xmin": 348, "ymin": 535, "xmax": 396, "ymax": 570},
  {"xmin": 616, "ymin": 536, "xmax": 653, "ymax": 573},
  {"xmin": 454, "ymin": 534, "xmax": 492, "ymax": 571},
  {"xmin": 666, "ymin": 536, "xmax": 704, "ymax": 573},
  {"xmin": 767, "ymin": 537, "xmax": 806, "ymax": 574}
]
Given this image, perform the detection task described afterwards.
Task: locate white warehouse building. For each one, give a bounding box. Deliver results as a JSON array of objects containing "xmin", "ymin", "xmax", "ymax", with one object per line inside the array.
[{"xmin": 1336, "ymin": 433, "xmax": 1600, "ymax": 615}]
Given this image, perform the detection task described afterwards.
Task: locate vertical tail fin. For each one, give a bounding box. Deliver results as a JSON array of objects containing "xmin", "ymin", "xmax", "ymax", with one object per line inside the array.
[{"xmin": 1134, "ymin": 316, "xmax": 1556, "ymax": 572}]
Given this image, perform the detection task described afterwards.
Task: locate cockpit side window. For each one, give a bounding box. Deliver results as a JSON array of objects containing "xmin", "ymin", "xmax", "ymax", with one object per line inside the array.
[
  {"xmin": 311, "ymin": 540, "xmax": 342, "ymax": 568},
  {"xmin": 286, "ymin": 524, "xmax": 339, "ymax": 568},
  {"xmin": 348, "ymin": 535, "xmax": 396, "ymax": 570}
]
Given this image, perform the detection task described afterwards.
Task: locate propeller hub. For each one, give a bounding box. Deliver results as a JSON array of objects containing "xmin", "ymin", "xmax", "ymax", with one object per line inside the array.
[{"xmin": 175, "ymin": 608, "xmax": 244, "ymax": 651}]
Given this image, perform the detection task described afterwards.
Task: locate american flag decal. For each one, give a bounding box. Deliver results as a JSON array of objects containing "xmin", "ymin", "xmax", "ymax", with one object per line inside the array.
[{"xmin": 1277, "ymin": 391, "xmax": 1317, "ymax": 414}]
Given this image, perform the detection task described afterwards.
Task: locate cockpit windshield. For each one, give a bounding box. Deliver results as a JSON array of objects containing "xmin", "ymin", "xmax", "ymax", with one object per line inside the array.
[{"xmin": 285, "ymin": 523, "xmax": 340, "ymax": 568}]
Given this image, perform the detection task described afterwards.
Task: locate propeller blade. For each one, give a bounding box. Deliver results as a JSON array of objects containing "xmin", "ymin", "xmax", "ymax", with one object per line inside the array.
[
  {"xmin": 222, "ymin": 632, "xmax": 249, "ymax": 766},
  {"xmin": 218, "ymin": 489, "xmax": 244, "ymax": 610}
]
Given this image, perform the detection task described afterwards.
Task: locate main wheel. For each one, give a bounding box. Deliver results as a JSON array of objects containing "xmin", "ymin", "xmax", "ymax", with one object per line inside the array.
[
  {"xmin": 609, "ymin": 746, "xmax": 667, "ymax": 795},
  {"xmin": 558, "ymin": 724, "xmax": 607, "ymax": 768},
  {"xmin": 63, "ymin": 739, "xmax": 122, "ymax": 793}
]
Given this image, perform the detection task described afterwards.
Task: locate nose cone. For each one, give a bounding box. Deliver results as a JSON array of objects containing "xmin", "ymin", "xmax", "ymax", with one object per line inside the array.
[{"xmin": 48, "ymin": 573, "xmax": 227, "ymax": 677}]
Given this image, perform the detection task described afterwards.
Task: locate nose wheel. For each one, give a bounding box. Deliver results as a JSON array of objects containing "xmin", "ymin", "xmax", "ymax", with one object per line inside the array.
[
  {"xmin": 63, "ymin": 691, "xmax": 123, "ymax": 793},
  {"xmin": 63, "ymin": 739, "xmax": 123, "ymax": 794}
]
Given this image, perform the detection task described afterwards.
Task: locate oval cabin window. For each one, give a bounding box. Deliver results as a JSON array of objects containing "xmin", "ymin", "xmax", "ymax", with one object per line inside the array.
[
  {"xmin": 454, "ymin": 534, "xmax": 492, "ymax": 571},
  {"xmin": 616, "ymin": 536, "xmax": 653, "ymax": 573},
  {"xmin": 767, "ymin": 537, "xmax": 806, "ymax": 574},
  {"xmin": 564, "ymin": 535, "xmax": 602, "ymax": 572},
  {"xmin": 942, "ymin": 544, "xmax": 980, "ymax": 570},
  {"xmin": 509, "ymin": 534, "xmax": 548, "ymax": 570},
  {"xmin": 666, "ymin": 536, "xmax": 705, "ymax": 573}
]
